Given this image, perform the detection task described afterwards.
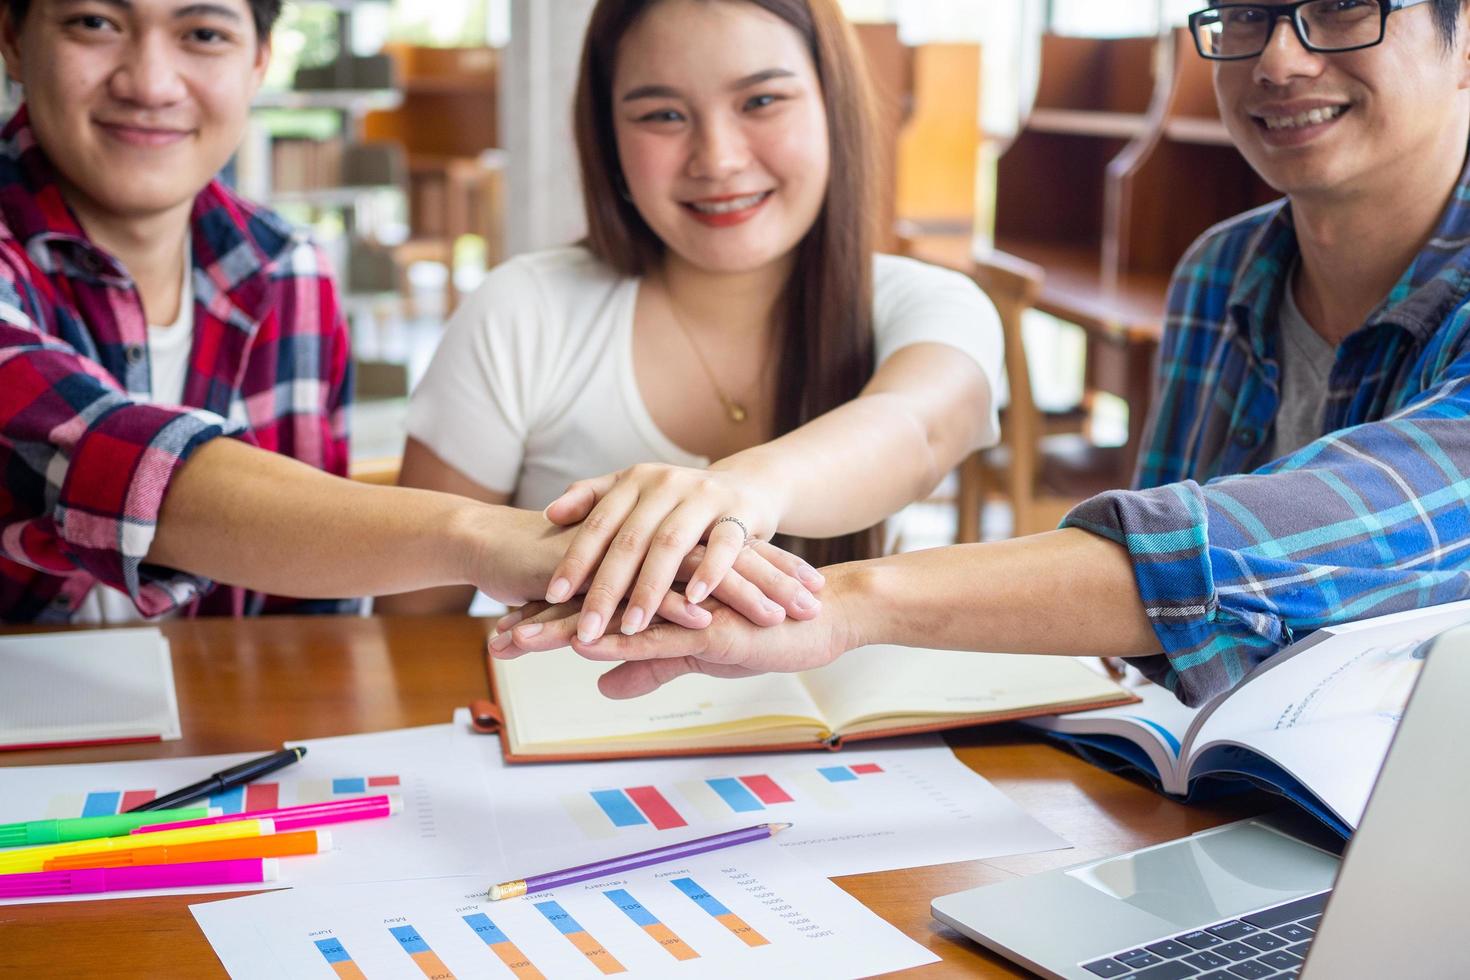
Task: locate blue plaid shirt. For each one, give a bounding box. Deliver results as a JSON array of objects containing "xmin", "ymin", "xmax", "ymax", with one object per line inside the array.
[{"xmin": 1063, "ymin": 155, "xmax": 1470, "ymax": 706}]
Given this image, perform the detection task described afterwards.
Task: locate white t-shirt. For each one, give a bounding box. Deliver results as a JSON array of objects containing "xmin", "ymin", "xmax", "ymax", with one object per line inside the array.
[
  {"xmin": 73, "ymin": 252, "xmax": 196, "ymax": 626},
  {"xmin": 406, "ymin": 246, "xmax": 1003, "ymax": 511}
]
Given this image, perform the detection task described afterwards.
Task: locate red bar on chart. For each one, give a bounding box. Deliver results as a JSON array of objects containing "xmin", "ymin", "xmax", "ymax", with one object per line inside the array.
[
  {"xmin": 625, "ymin": 786, "xmax": 687, "ymax": 830},
  {"xmin": 245, "ymin": 783, "xmax": 280, "ymax": 812},
  {"xmin": 118, "ymin": 790, "xmax": 156, "ymax": 812},
  {"xmin": 737, "ymin": 775, "xmax": 793, "ymax": 804},
  {"xmin": 368, "ymin": 776, "xmax": 401, "ymax": 787},
  {"xmin": 851, "ymin": 764, "xmax": 884, "ymax": 775}
]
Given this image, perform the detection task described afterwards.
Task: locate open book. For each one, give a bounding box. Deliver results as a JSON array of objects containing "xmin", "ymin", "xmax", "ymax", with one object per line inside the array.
[
  {"xmin": 1027, "ymin": 600, "xmax": 1470, "ymax": 838},
  {"xmin": 474, "ymin": 644, "xmax": 1133, "ymax": 761},
  {"xmin": 0, "ymin": 628, "xmax": 182, "ymax": 751}
]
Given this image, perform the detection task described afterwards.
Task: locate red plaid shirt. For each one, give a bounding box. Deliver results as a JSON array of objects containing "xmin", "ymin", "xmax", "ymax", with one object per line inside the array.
[{"xmin": 0, "ymin": 108, "xmax": 353, "ymax": 623}]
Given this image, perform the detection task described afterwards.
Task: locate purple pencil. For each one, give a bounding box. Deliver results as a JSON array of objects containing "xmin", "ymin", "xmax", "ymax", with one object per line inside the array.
[{"xmin": 489, "ymin": 822, "xmax": 790, "ymax": 900}]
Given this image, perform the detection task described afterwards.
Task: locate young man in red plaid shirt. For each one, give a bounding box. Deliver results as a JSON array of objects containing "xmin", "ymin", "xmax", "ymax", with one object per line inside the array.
[{"xmin": 0, "ymin": 0, "xmax": 812, "ymax": 628}]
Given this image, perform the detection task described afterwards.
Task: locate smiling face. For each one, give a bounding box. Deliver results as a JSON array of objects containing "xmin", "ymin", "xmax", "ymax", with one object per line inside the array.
[
  {"xmin": 610, "ymin": 0, "xmax": 831, "ymax": 276},
  {"xmin": 1213, "ymin": 2, "xmax": 1470, "ymax": 203},
  {"xmin": 0, "ymin": 0, "xmax": 269, "ymax": 224}
]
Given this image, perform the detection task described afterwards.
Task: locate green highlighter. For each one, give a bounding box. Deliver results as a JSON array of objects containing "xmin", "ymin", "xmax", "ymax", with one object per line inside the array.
[{"xmin": 0, "ymin": 807, "xmax": 216, "ymax": 848}]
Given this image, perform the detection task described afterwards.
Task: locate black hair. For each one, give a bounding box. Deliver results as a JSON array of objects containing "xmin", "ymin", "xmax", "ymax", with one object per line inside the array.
[
  {"xmin": 1433, "ymin": 0, "xmax": 1465, "ymax": 47},
  {"xmin": 5, "ymin": 0, "xmax": 284, "ymax": 39}
]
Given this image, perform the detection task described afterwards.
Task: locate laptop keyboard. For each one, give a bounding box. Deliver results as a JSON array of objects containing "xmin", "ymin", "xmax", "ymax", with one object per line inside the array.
[{"xmin": 1080, "ymin": 891, "xmax": 1329, "ymax": 979}]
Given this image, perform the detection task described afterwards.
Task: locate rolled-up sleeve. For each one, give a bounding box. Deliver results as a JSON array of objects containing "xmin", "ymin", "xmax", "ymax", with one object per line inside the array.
[
  {"xmin": 1063, "ymin": 353, "xmax": 1470, "ymax": 706},
  {"xmin": 1, "ymin": 291, "xmax": 236, "ymax": 616}
]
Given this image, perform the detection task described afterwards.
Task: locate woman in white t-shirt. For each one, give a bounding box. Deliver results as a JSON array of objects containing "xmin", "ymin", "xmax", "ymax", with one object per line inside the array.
[{"xmin": 381, "ymin": 0, "xmax": 1002, "ymax": 646}]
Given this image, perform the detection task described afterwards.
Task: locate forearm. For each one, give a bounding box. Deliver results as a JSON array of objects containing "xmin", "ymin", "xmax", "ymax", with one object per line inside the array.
[
  {"xmin": 148, "ymin": 438, "xmax": 489, "ymax": 599},
  {"xmin": 714, "ymin": 345, "xmax": 988, "ymax": 538},
  {"xmin": 831, "ymin": 528, "xmax": 1159, "ymax": 658}
]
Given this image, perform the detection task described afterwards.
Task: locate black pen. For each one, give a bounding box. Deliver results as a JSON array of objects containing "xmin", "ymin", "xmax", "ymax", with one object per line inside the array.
[{"xmin": 125, "ymin": 747, "xmax": 308, "ymax": 812}]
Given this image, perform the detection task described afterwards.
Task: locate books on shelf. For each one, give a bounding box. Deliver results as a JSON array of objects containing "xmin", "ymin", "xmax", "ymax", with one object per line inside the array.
[
  {"xmin": 475, "ymin": 644, "xmax": 1135, "ymax": 761},
  {"xmin": 0, "ymin": 628, "xmax": 182, "ymax": 751},
  {"xmin": 1028, "ymin": 600, "xmax": 1470, "ymax": 838}
]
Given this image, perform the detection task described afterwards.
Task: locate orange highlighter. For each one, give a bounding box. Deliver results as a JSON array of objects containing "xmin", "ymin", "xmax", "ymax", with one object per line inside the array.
[{"xmin": 43, "ymin": 829, "xmax": 332, "ymax": 871}]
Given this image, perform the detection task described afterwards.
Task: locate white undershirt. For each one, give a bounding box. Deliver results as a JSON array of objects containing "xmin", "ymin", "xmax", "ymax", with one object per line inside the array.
[{"xmin": 73, "ymin": 247, "xmax": 196, "ymax": 625}]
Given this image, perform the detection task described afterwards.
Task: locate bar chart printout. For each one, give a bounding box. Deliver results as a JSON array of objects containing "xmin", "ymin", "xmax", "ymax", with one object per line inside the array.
[
  {"xmin": 533, "ymin": 901, "xmax": 627, "ymax": 974},
  {"xmin": 313, "ymin": 937, "xmax": 368, "ymax": 980},
  {"xmin": 671, "ymin": 877, "xmax": 769, "ymax": 947},
  {"xmin": 461, "ymin": 913, "xmax": 546, "ymax": 979},
  {"xmin": 55, "ymin": 774, "xmax": 402, "ymax": 818},
  {"xmin": 388, "ymin": 923, "xmax": 457, "ymax": 979},
  {"xmin": 604, "ymin": 889, "xmax": 700, "ymax": 961}
]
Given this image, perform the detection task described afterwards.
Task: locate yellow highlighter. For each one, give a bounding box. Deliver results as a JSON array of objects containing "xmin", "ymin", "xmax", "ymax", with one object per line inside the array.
[
  {"xmin": 0, "ymin": 818, "xmax": 276, "ymax": 875},
  {"xmin": 44, "ymin": 828, "xmax": 331, "ymax": 871}
]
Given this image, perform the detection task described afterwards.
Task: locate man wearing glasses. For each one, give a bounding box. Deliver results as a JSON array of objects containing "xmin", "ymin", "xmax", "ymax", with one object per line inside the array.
[{"xmin": 525, "ymin": 0, "xmax": 1470, "ymax": 709}]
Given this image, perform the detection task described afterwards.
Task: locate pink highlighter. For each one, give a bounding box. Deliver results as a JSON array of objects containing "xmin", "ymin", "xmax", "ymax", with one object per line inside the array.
[
  {"xmin": 132, "ymin": 795, "xmax": 400, "ymax": 835},
  {"xmin": 0, "ymin": 857, "xmax": 278, "ymax": 899}
]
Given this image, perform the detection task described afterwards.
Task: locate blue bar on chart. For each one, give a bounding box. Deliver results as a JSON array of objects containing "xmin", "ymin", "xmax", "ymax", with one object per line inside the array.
[
  {"xmin": 669, "ymin": 877, "xmax": 769, "ymax": 947},
  {"xmin": 818, "ymin": 766, "xmax": 859, "ymax": 783},
  {"xmin": 589, "ymin": 789, "xmax": 647, "ymax": 828},
  {"xmin": 704, "ymin": 778, "xmax": 764, "ymax": 813},
  {"xmin": 605, "ymin": 889, "xmax": 700, "ymax": 961},
  {"xmin": 209, "ymin": 785, "xmax": 245, "ymax": 814},
  {"xmin": 313, "ymin": 937, "xmax": 369, "ymax": 980},
  {"xmin": 462, "ymin": 914, "xmax": 546, "ymax": 979},
  {"xmin": 333, "ymin": 777, "xmax": 367, "ymax": 794},
  {"xmin": 387, "ymin": 924, "xmax": 457, "ymax": 979},
  {"xmin": 534, "ymin": 901, "xmax": 626, "ymax": 974},
  {"xmin": 81, "ymin": 791, "xmax": 121, "ymax": 817}
]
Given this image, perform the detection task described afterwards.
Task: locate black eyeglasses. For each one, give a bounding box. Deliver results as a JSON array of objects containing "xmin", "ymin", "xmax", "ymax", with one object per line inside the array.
[{"xmin": 1189, "ymin": 0, "xmax": 1430, "ymax": 60}]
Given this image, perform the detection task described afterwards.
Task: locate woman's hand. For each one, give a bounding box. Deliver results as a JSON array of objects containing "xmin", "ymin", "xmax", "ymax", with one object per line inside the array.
[
  {"xmin": 541, "ymin": 464, "xmax": 813, "ymax": 642},
  {"xmin": 491, "ymin": 540, "xmax": 825, "ymax": 652}
]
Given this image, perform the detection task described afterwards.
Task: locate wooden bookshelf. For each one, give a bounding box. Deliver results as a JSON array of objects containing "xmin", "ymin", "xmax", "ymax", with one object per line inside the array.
[
  {"xmin": 1105, "ymin": 29, "xmax": 1277, "ymax": 288},
  {"xmin": 994, "ymin": 35, "xmax": 1157, "ymax": 281}
]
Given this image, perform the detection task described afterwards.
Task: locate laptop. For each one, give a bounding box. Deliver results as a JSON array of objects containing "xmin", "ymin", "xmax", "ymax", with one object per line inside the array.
[{"xmin": 932, "ymin": 621, "xmax": 1470, "ymax": 979}]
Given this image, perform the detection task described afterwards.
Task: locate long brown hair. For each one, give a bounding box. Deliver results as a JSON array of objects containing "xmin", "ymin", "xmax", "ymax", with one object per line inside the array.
[{"xmin": 574, "ymin": 0, "xmax": 883, "ymax": 565}]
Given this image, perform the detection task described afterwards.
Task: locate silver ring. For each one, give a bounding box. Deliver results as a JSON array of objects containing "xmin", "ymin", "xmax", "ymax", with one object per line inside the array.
[{"xmin": 712, "ymin": 515, "xmax": 751, "ymax": 545}]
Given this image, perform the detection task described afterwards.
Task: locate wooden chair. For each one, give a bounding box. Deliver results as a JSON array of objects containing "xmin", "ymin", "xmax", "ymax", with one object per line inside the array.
[{"xmin": 957, "ymin": 251, "xmax": 1131, "ymax": 542}]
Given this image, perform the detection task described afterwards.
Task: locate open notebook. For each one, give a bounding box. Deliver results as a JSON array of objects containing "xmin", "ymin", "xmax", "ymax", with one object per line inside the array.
[
  {"xmin": 0, "ymin": 628, "xmax": 182, "ymax": 751},
  {"xmin": 473, "ymin": 644, "xmax": 1134, "ymax": 761}
]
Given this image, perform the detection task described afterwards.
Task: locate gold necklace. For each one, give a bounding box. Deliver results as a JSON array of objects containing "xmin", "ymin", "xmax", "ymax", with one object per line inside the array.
[{"xmin": 664, "ymin": 288, "xmax": 754, "ymax": 424}]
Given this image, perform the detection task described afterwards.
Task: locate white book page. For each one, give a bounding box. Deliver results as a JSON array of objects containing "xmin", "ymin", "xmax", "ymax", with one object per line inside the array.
[
  {"xmin": 1181, "ymin": 600, "xmax": 1470, "ymax": 823},
  {"xmin": 190, "ymin": 843, "xmax": 939, "ymax": 980},
  {"xmin": 798, "ymin": 645, "xmax": 1129, "ymax": 733},
  {"xmin": 1026, "ymin": 671, "xmax": 1201, "ymax": 794},
  {"xmin": 0, "ymin": 628, "xmax": 181, "ymax": 745},
  {"xmin": 496, "ymin": 648, "xmax": 825, "ymax": 749}
]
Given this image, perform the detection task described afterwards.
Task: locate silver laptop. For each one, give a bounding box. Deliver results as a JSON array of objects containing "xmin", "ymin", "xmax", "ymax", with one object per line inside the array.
[{"xmin": 932, "ymin": 622, "xmax": 1470, "ymax": 980}]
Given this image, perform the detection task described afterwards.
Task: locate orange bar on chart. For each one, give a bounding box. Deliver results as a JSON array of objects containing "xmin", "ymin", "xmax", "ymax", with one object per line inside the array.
[
  {"xmin": 388, "ymin": 924, "xmax": 457, "ymax": 979},
  {"xmin": 313, "ymin": 937, "xmax": 369, "ymax": 980},
  {"xmin": 605, "ymin": 889, "xmax": 700, "ymax": 961},
  {"xmin": 671, "ymin": 877, "xmax": 770, "ymax": 947},
  {"xmin": 461, "ymin": 913, "xmax": 546, "ymax": 980},
  {"xmin": 534, "ymin": 900, "xmax": 626, "ymax": 974}
]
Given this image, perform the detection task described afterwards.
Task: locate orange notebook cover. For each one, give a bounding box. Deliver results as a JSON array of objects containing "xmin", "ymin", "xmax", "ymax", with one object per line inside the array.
[{"xmin": 469, "ymin": 644, "xmax": 1137, "ymax": 763}]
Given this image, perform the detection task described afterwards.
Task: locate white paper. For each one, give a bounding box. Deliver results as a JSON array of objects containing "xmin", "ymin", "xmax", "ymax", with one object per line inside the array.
[
  {"xmin": 0, "ymin": 628, "xmax": 181, "ymax": 746},
  {"xmin": 190, "ymin": 841, "xmax": 938, "ymax": 979},
  {"xmin": 461, "ymin": 728, "xmax": 1069, "ymax": 878},
  {"xmin": 0, "ymin": 722, "xmax": 501, "ymax": 905}
]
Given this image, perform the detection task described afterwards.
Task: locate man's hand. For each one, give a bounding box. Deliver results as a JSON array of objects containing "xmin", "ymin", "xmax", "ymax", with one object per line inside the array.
[{"xmin": 494, "ymin": 564, "xmax": 865, "ymax": 699}]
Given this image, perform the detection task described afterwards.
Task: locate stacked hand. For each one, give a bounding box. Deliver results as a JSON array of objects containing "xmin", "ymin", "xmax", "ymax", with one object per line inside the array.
[
  {"xmin": 491, "ymin": 579, "xmax": 857, "ymax": 699},
  {"xmin": 538, "ymin": 463, "xmax": 820, "ymax": 641}
]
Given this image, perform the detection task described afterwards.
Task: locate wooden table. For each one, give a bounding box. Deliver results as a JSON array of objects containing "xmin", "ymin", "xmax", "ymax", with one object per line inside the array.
[{"xmin": 0, "ymin": 617, "xmax": 1266, "ymax": 978}]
